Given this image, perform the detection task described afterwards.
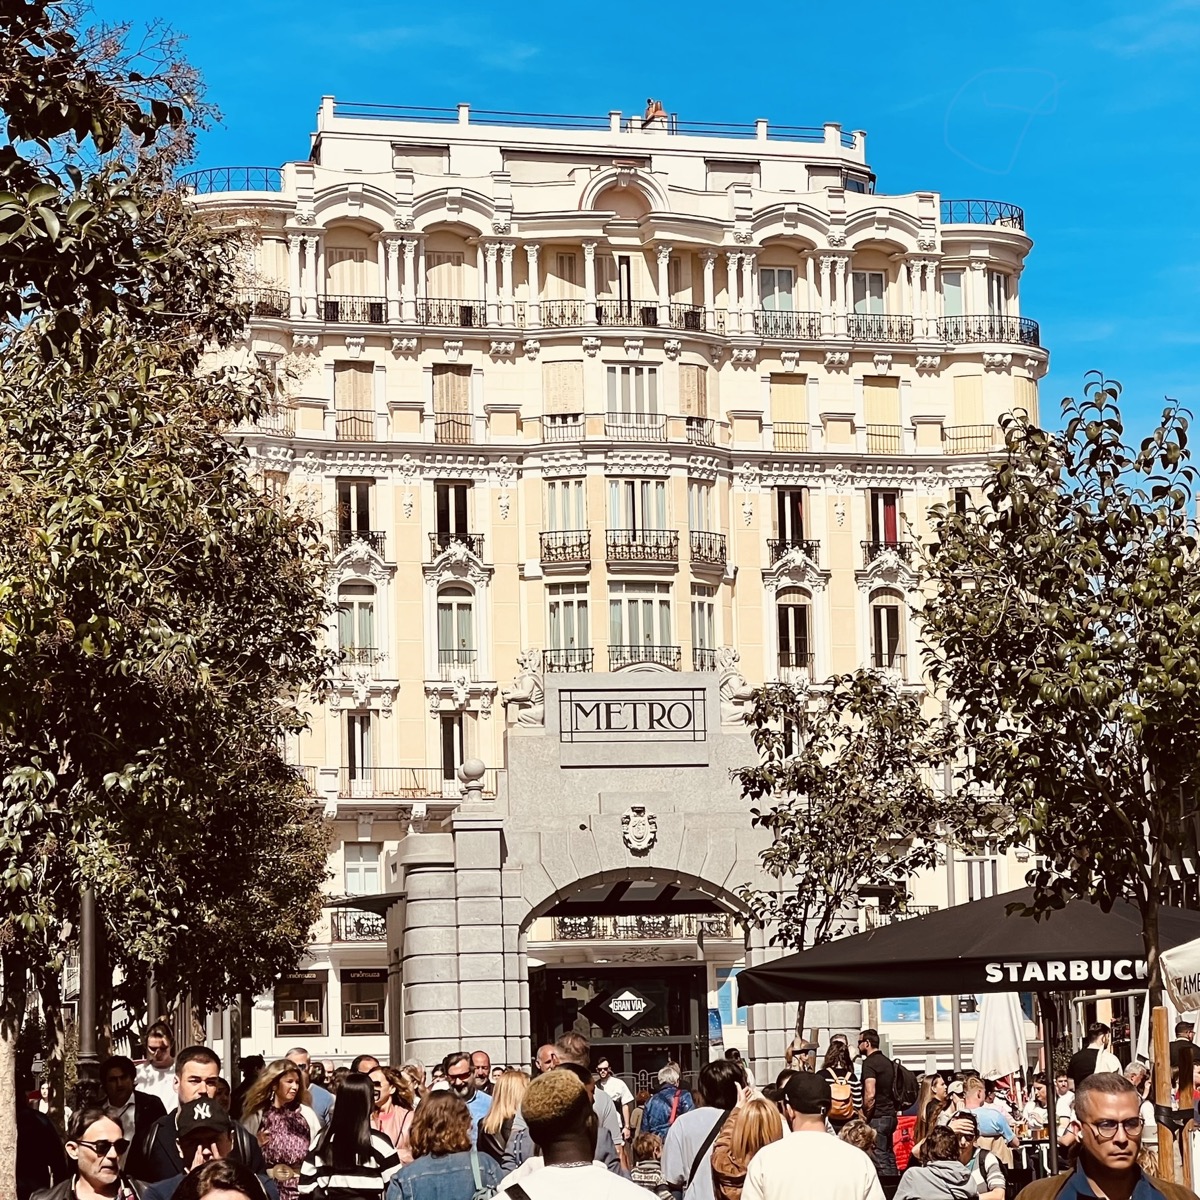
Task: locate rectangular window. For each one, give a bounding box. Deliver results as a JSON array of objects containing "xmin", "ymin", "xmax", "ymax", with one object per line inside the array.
[
  {"xmin": 778, "ymin": 597, "xmax": 810, "ymax": 667},
  {"xmin": 426, "ymin": 251, "xmax": 464, "ymax": 297},
  {"xmin": 334, "ymin": 362, "xmax": 374, "ymax": 440},
  {"xmin": 609, "ymin": 581, "xmax": 672, "ymax": 647},
  {"xmin": 436, "ymin": 590, "xmax": 474, "ymax": 660},
  {"xmin": 954, "ymin": 489, "xmax": 970, "ymax": 515},
  {"xmin": 595, "ymin": 254, "xmax": 618, "ymax": 299},
  {"xmin": 545, "ymin": 479, "xmax": 586, "ymax": 531},
  {"xmin": 769, "ymin": 375, "xmax": 807, "ymax": 424},
  {"xmin": 275, "ymin": 973, "xmax": 326, "ymax": 1037},
  {"xmin": 344, "ymin": 843, "xmax": 381, "ymax": 895},
  {"xmin": 852, "ymin": 271, "xmax": 886, "ymax": 314},
  {"xmin": 679, "ymin": 364, "xmax": 708, "ymax": 418},
  {"xmin": 263, "ymin": 470, "xmax": 289, "ymax": 509},
  {"xmin": 864, "ymin": 376, "xmax": 901, "ymax": 426},
  {"xmin": 548, "ymin": 583, "xmax": 589, "ymax": 652},
  {"xmin": 965, "ymin": 857, "xmax": 1000, "ymax": 901},
  {"xmin": 434, "ymin": 482, "xmax": 470, "ymax": 537},
  {"xmin": 669, "ymin": 256, "xmax": 683, "ymax": 298},
  {"xmin": 953, "ymin": 375, "xmax": 985, "ymax": 427},
  {"xmin": 760, "ymin": 268, "xmax": 795, "ymax": 312},
  {"xmin": 608, "ymin": 478, "xmax": 667, "ymax": 531},
  {"xmin": 687, "ymin": 481, "xmax": 713, "ymax": 532},
  {"xmin": 337, "ymin": 583, "xmax": 376, "ymax": 652},
  {"xmin": 776, "ymin": 489, "xmax": 806, "ymax": 541},
  {"xmin": 325, "ymin": 247, "xmax": 367, "ymax": 293},
  {"xmin": 942, "ymin": 270, "xmax": 963, "ymax": 318},
  {"xmin": 988, "ymin": 270, "xmax": 1009, "ymax": 316},
  {"xmin": 346, "ymin": 712, "xmax": 372, "ymax": 780},
  {"xmin": 336, "ymin": 478, "xmax": 373, "ymax": 534},
  {"xmin": 1015, "ymin": 376, "xmax": 1039, "ymax": 424},
  {"xmin": 870, "ymin": 490, "xmax": 900, "ymax": 544},
  {"xmin": 606, "ymin": 365, "xmax": 659, "ymax": 416},
  {"xmin": 690, "ymin": 584, "xmax": 716, "ymax": 650},
  {"xmin": 340, "ymin": 968, "xmax": 386, "ymax": 1036},
  {"xmin": 440, "ymin": 714, "xmax": 464, "ymax": 783},
  {"xmin": 555, "ymin": 252, "xmax": 578, "ymax": 290},
  {"xmin": 544, "ymin": 361, "xmax": 584, "ymax": 414},
  {"xmin": 871, "ymin": 602, "xmax": 902, "ymax": 667},
  {"xmin": 432, "ymin": 364, "xmax": 472, "ymax": 444}
]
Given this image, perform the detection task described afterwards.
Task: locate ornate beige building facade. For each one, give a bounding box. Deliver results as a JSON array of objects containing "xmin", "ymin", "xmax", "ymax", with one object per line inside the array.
[{"xmin": 195, "ymin": 97, "xmax": 1046, "ymax": 1079}]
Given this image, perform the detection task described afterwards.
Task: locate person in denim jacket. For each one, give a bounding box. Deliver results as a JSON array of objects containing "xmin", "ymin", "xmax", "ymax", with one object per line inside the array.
[{"xmin": 387, "ymin": 1093, "xmax": 500, "ymax": 1200}]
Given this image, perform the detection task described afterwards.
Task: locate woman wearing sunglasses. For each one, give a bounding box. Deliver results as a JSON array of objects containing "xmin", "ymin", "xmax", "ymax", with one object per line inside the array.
[{"xmin": 33, "ymin": 1107, "xmax": 146, "ymax": 1200}]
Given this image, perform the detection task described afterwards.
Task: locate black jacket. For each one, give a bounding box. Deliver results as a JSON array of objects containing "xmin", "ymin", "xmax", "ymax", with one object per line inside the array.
[
  {"xmin": 137, "ymin": 1112, "xmax": 266, "ymax": 1182},
  {"xmin": 33, "ymin": 1178, "xmax": 147, "ymax": 1200},
  {"xmin": 122, "ymin": 1092, "xmax": 168, "ymax": 1179}
]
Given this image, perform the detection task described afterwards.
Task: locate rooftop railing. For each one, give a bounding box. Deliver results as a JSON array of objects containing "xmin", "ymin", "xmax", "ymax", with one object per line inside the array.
[
  {"xmin": 939, "ymin": 199, "xmax": 1025, "ymax": 231},
  {"xmin": 179, "ymin": 166, "xmax": 283, "ymax": 193}
]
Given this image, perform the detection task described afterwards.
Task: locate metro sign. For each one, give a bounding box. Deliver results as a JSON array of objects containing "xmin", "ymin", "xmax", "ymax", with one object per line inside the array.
[{"xmin": 604, "ymin": 987, "xmax": 653, "ymax": 1026}]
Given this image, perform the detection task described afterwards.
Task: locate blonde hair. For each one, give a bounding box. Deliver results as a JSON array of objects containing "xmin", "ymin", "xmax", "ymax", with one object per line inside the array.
[
  {"xmin": 839, "ymin": 1119, "xmax": 878, "ymax": 1155},
  {"xmin": 242, "ymin": 1058, "xmax": 311, "ymax": 1117},
  {"xmin": 729, "ymin": 1097, "xmax": 784, "ymax": 1168},
  {"xmin": 481, "ymin": 1069, "xmax": 529, "ymax": 1137}
]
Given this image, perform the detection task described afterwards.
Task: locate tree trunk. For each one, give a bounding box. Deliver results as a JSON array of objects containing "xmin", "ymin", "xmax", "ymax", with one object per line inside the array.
[
  {"xmin": 1142, "ymin": 895, "xmax": 1162, "ymax": 1011},
  {"xmin": 0, "ymin": 1021, "xmax": 19, "ymax": 1200}
]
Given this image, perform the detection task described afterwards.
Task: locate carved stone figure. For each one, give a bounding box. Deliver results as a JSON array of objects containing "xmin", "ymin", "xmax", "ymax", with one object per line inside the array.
[
  {"xmin": 502, "ymin": 648, "xmax": 545, "ymax": 726},
  {"xmin": 716, "ymin": 646, "xmax": 755, "ymax": 724}
]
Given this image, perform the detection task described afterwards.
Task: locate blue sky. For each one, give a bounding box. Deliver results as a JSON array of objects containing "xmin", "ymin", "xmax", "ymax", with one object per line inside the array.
[{"xmin": 97, "ymin": 0, "xmax": 1200, "ymax": 438}]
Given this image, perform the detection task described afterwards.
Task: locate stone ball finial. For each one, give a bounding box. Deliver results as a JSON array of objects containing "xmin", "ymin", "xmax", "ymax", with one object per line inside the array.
[{"xmin": 457, "ymin": 757, "xmax": 486, "ymax": 784}]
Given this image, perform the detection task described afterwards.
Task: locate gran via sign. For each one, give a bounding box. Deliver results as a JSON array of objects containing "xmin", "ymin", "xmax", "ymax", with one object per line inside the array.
[{"xmin": 559, "ymin": 688, "xmax": 707, "ymax": 744}]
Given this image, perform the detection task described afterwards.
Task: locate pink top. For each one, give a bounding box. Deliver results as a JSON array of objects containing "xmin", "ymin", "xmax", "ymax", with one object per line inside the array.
[{"xmin": 373, "ymin": 1104, "xmax": 414, "ymax": 1164}]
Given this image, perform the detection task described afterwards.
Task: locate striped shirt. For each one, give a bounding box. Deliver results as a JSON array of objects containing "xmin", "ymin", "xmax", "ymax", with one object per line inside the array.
[{"xmin": 298, "ymin": 1130, "xmax": 401, "ymax": 1200}]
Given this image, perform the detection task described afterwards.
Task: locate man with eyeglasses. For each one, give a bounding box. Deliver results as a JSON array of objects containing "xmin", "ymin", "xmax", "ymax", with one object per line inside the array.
[
  {"xmin": 1014, "ymin": 1073, "xmax": 1198, "ymax": 1200},
  {"xmin": 443, "ymin": 1051, "xmax": 492, "ymax": 1144},
  {"xmin": 34, "ymin": 1108, "xmax": 137, "ymax": 1200}
]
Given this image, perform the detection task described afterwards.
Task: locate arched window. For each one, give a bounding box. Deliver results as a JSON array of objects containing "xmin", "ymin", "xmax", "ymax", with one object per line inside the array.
[
  {"xmin": 337, "ymin": 583, "xmax": 376, "ymax": 665},
  {"xmin": 777, "ymin": 587, "xmax": 812, "ymax": 679},
  {"xmin": 437, "ymin": 585, "xmax": 475, "ymax": 678},
  {"xmin": 869, "ymin": 587, "xmax": 904, "ymax": 672}
]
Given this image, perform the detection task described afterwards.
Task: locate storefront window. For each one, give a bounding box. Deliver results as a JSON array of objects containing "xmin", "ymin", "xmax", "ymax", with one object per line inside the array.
[
  {"xmin": 274, "ymin": 972, "xmax": 327, "ymax": 1037},
  {"xmin": 341, "ymin": 968, "xmax": 387, "ymax": 1036}
]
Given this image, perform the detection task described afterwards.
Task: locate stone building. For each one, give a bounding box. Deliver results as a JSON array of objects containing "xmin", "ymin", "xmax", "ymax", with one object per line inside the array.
[{"xmin": 194, "ymin": 96, "xmax": 1046, "ymax": 1083}]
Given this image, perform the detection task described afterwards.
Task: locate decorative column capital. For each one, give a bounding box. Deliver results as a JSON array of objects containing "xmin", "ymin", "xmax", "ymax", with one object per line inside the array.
[
  {"xmin": 500, "ymin": 244, "xmax": 514, "ymax": 264},
  {"xmin": 484, "ymin": 242, "xmax": 499, "ymax": 264},
  {"xmin": 701, "ymin": 250, "xmax": 718, "ymax": 267},
  {"xmin": 582, "ymin": 241, "xmax": 597, "ymax": 262},
  {"xmin": 725, "ymin": 250, "xmax": 741, "ymax": 270},
  {"xmin": 524, "ymin": 242, "xmax": 540, "ymax": 261},
  {"xmin": 656, "ymin": 243, "xmax": 673, "ymax": 265}
]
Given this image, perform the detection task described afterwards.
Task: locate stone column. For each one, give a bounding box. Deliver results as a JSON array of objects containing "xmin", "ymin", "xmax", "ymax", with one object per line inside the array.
[
  {"xmin": 745, "ymin": 922, "xmax": 793, "ymax": 1087},
  {"xmin": 386, "ymin": 239, "xmax": 401, "ymax": 323},
  {"xmin": 725, "ymin": 252, "xmax": 741, "ymax": 334},
  {"xmin": 287, "ymin": 234, "xmax": 303, "ymax": 319},
  {"xmin": 701, "ymin": 251, "xmax": 717, "ymax": 332},
  {"xmin": 484, "ymin": 244, "xmax": 499, "ymax": 327},
  {"xmin": 500, "ymin": 244, "xmax": 514, "ymax": 327},
  {"xmin": 804, "ymin": 254, "xmax": 816, "ymax": 316},
  {"xmin": 524, "ymin": 243, "xmax": 541, "ymax": 328},
  {"xmin": 402, "ymin": 239, "xmax": 417, "ymax": 322},
  {"xmin": 835, "ymin": 256, "xmax": 850, "ymax": 338},
  {"xmin": 740, "ymin": 254, "xmax": 754, "ymax": 337},
  {"xmin": 582, "ymin": 242, "xmax": 597, "ymax": 325},
  {"xmin": 818, "ymin": 256, "xmax": 834, "ymax": 337},
  {"xmin": 923, "ymin": 261, "xmax": 938, "ymax": 336},
  {"xmin": 656, "ymin": 243, "xmax": 672, "ymax": 327}
]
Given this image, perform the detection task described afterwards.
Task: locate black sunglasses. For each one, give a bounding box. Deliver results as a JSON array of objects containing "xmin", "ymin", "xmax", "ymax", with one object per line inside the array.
[{"xmin": 76, "ymin": 1138, "xmax": 130, "ymax": 1158}]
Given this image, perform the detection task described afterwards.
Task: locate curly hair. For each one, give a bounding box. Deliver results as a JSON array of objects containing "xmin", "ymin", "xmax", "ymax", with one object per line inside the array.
[
  {"xmin": 378, "ymin": 1066, "xmax": 414, "ymax": 1110},
  {"xmin": 410, "ymin": 1092, "xmax": 472, "ymax": 1158},
  {"xmin": 240, "ymin": 1058, "xmax": 310, "ymax": 1118},
  {"xmin": 838, "ymin": 1119, "xmax": 877, "ymax": 1156}
]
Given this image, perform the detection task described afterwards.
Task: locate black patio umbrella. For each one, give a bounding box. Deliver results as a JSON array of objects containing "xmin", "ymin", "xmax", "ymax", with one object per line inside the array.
[{"xmin": 738, "ymin": 887, "xmax": 1200, "ymax": 1005}]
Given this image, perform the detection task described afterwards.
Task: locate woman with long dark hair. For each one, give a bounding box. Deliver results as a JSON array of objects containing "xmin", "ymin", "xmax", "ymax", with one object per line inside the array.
[{"xmin": 299, "ymin": 1072, "xmax": 400, "ymax": 1200}]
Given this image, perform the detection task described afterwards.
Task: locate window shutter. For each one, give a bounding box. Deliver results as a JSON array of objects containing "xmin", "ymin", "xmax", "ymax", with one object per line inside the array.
[
  {"xmin": 433, "ymin": 365, "xmax": 471, "ymax": 414},
  {"xmin": 953, "ymin": 375, "xmax": 985, "ymax": 426},
  {"xmin": 864, "ymin": 377, "xmax": 900, "ymax": 425},
  {"xmin": 769, "ymin": 375, "xmax": 807, "ymax": 423},
  {"xmin": 326, "ymin": 247, "xmax": 367, "ymax": 293},
  {"xmin": 680, "ymin": 365, "xmax": 708, "ymax": 417},
  {"xmin": 543, "ymin": 361, "xmax": 583, "ymax": 414},
  {"xmin": 1014, "ymin": 377, "xmax": 1038, "ymax": 424},
  {"xmin": 335, "ymin": 363, "xmax": 374, "ymax": 412}
]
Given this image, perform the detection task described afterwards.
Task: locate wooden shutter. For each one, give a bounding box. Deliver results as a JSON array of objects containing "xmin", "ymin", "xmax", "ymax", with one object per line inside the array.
[
  {"xmin": 864, "ymin": 377, "xmax": 900, "ymax": 425},
  {"xmin": 433, "ymin": 364, "xmax": 471, "ymax": 414},
  {"xmin": 952, "ymin": 375, "xmax": 985, "ymax": 426},
  {"xmin": 1014, "ymin": 377, "xmax": 1038, "ymax": 424},
  {"xmin": 543, "ymin": 362, "xmax": 583, "ymax": 414},
  {"xmin": 334, "ymin": 363, "xmax": 373, "ymax": 412},
  {"xmin": 326, "ymin": 247, "xmax": 367, "ymax": 293},
  {"xmin": 770, "ymin": 375, "xmax": 807, "ymax": 423},
  {"xmin": 427, "ymin": 252, "xmax": 463, "ymax": 297},
  {"xmin": 679, "ymin": 365, "xmax": 708, "ymax": 417}
]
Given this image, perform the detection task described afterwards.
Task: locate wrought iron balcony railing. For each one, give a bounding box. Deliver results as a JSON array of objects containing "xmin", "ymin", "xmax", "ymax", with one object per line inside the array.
[
  {"xmin": 937, "ymin": 315, "xmax": 1041, "ymax": 347},
  {"xmin": 237, "ymin": 287, "xmax": 290, "ymax": 318},
  {"xmin": 335, "ymin": 412, "xmax": 374, "ymax": 441},
  {"xmin": 685, "ymin": 417, "xmax": 715, "ymax": 447},
  {"xmin": 331, "ymin": 909, "xmax": 387, "ymax": 942},
  {"xmin": 429, "ymin": 531, "xmax": 485, "ymax": 559},
  {"xmin": 871, "ymin": 649, "xmax": 907, "ymax": 676},
  {"xmin": 338, "ymin": 766, "xmax": 498, "ymax": 799},
  {"xmin": 689, "ymin": 530, "xmax": 726, "ymax": 567},
  {"xmin": 595, "ymin": 300, "xmax": 661, "ymax": 328},
  {"xmin": 547, "ymin": 913, "xmax": 735, "ymax": 940},
  {"xmin": 863, "ymin": 903, "xmax": 937, "ymax": 929},
  {"xmin": 179, "ymin": 166, "xmax": 283, "ymax": 193},
  {"xmin": 768, "ymin": 537, "xmax": 820, "ymax": 565},
  {"xmin": 333, "ymin": 529, "xmax": 386, "ymax": 555},
  {"xmin": 865, "ymin": 424, "xmax": 903, "ymax": 453},
  {"xmin": 340, "ymin": 645, "xmax": 382, "ymax": 667},
  {"xmin": 438, "ymin": 649, "xmax": 478, "ymax": 681},
  {"xmin": 939, "ymin": 199, "xmax": 1025, "ymax": 231},
  {"xmin": 943, "ymin": 424, "xmax": 996, "ymax": 454},
  {"xmin": 849, "ymin": 313, "xmax": 914, "ymax": 342},
  {"xmin": 544, "ymin": 647, "xmax": 594, "ymax": 672},
  {"xmin": 249, "ymin": 404, "xmax": 295, "ymax": 435},
  {"xmin": 538, "ymin": 299, "xmax": 589, "ymax": 328},
  {"xmin": 862, "ymin": 539, "xmax": 912, "ymax": 565},
  {"xmin": 692, "ymin": 647, "xmax": 717, "ymax": 672},
  {"xmin": 540, "ymin": 530, "xmax": 590, "ymax": 564},
  {"xmin": 434, "ymin": 413, "xmax": 473, "ymax": 444},
  {"xmin": 778, "ymin": 650, "xmax": 815, "ymax": 683},
  {"xmin": 417, "ymin": 297, "xmax": 487, "ymax": 327},
  {"xmin": 322, "ymin": 295, "xmax": 386, "ymax": 324},
  {"xmin": 753, "ymin": 310, "xmax": 823, "ymax": 340},
  {"xmin": 608, "ymin": 644, "xmax": 682, "ymax": 671},
  {"xmin": 605, "ymin": 413, "xmax": 666, "ymax": 440},
  {"xmin": 773, "ymin": 422, "xmax": 809, "ymax": 451},
  {"xmin": 606, "ymin": 529, "xmax": 679, "ymax": 562},
  {"xmin": 543, "ymin": 413, "xmax": 585, "ymax": 441},
  {"xmin": 669, "ymin": 303, "xmax": 711, "ymax": 332}
]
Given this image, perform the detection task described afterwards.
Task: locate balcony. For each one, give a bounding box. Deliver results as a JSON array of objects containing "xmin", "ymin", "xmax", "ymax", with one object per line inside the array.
[
  {"xmin": 547, "ymin": 913, "xmax": 736, "ymax": 941},
  {"xmin": 689, "ymin": 530, "xmax": 726, "ymax": 567},
  {"xmin": 543, "ymin": 414, "xmax": 585, "ymax": 441},
  {"xmin": 322, "ymin": 295, "xmax": 386, "ymax": 324},
  {"xmin": 293, "ymin": 764, "xmax": 318, "ymax": 794},
  {"xmin": 179, "ymin": 166, "xmax": 283, "ymax": 194},
  {"xmin": 778, "ymin": 650, "xmax": 815, "ymax": 685},
  {"xmin": 331, "ymin": 909, "xmax": 387, "ymax": 942},
  {"xmin": 863, "ymin": 903, "xmax": 937, "ymax": 930},
  {"xmin": 669, "ymin": 303, "xmax": 716, "ymax": 332},
  {"xmin": 606, "ymin": 529, "xmax": 679, "ymax": 563},
  {"xmin": 417, "ymin": 297, "xmax": 486, "ymax": 328},
  {"xmin": 943, "ymin": 424, "xmax": 996, "ymax": 454},
  {"xmin": 434, "ymin": 413, "xmax": 473, "ymax": 445},
  {"xmin": 849, "ymin": 313, "xmax": 914, "ymax": 342},
  {"xmin": 237, "ymin": 287, "xmax": 290, "ymax": 318},
  {"xmin": 540, "ymin": 530, "xmax": 590, "ymax": 564},
  {"xmin": 608, "ymin": 644, "xmax": 682, "ymax": 671},
  {"xmin": 595, "ymin": 300, "xmax": 661, "ymax": 328},
  {"xmin": 753, "ymin": 310, "xmax": 822, "ymax": 340},
  {"xmin": 937, "ymin": 315, "xmax": 1041, "ymax": 347},
  {"xmin": 544, "ymin": 647, "xmax": 594, "ymax": 672},
  {"xmin": 338, "ymin": 766, "xmax": 499, "ymax": 800},
  {"xmin": 248, "ymin": 403, "xmax": 295, "ymax": 436},
  {"xmin": 871, "ymin": 649, "xmax": 907, "ymax": 676},
  {"xmin": 438, "ymin": 649, "xmax": 478, "ymax": 681},
  {"xmin": 335, "ymin": 412, "xmax": 374, "ymax": 441},
  {"xmin": 340, "ymin": 645, "xmax": 382, "ymax": 669},
  {"xmin": 685, "ymin": 417, "xmax": 715, "ymax": 447},
  {"xmin": 862, "ymin": 539, "xmax": 912, "ymax": 565},
  {"xmin": 692, "ymin": 647, "xmax": 717, "ymax": 672},
  {"xmin": 604, "ymin": 412, "xmax": 666, "ymax": 441},
  {"xmin": 865, "ymin": 424, "xmax": 903, "ymax": 453},
  {"xmin": 939, "ymin": 199, "xmax": 1025, "ymax": 231},
  {"xmin": 334, "ymin": 529, "xmax": 386, "ymax": 555},
  {"xmin": 539, "ymin": 299, "xmax": 590, "ymax": 328},
  {"xmin": 768, "ymin": 537, "xmax": 820, "ymax": 565},
  {"xmin": 429, "ymin": 531, "xmax": 485, "ymax": 559},
  {"xmin": 773, "ymin": 422, "xmax": 809, "ymax": 452}
]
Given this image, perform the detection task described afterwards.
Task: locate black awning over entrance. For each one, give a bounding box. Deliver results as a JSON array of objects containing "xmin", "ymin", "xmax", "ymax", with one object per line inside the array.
[
  {"xmin": 542, "ymin": 879, "xmax": 728, "ymax": 917},
  {"xmin": 323, "ymin": 893, "xmax": 399, "ymax": 915}
]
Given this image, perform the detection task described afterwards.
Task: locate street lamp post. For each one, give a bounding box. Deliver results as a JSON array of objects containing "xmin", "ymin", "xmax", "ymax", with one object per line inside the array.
[{"xmin": 76, "ymin": 886, "xmax": 101, "ymax": 1103}]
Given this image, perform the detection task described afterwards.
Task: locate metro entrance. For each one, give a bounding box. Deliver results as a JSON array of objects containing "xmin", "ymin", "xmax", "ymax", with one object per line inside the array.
[{"xmin": 529, "ymin": 963, "xmax": 709, "ymax": 1089}]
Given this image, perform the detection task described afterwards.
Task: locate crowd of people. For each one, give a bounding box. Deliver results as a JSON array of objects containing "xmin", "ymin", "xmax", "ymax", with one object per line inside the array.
[{"xmin": 17, "ymin": 1019, "xmax": 1200, "ymax": 1200}]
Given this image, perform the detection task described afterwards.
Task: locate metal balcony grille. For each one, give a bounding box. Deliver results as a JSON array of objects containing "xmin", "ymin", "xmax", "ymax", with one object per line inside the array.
[
  {"xmin": 606, "ymin": 529, "xmax": 679, "ymax": 562},
  {"xmin": 604, "ymin": 413, "xmax": 666, "ymax": 440},
  {"xmin": 937, "ymin": 315, "xmax": 1041, "ymax": 347},
  {"xmin": 608, "ymin": 644, "xmax": 682, "ymax": 671},
  {"xmin": 335, "ymin": 413, "xmax": 374, "ymax": 441},
  {"xmin": 417, "ymin": 298, "xmax": 486, "ymax": 327},
  {"xmin": 438, "ymin": 649, "xmax": 478, "ymax": 681},
  {"xmin": 768, "ymin": 538, "xmax": 820, "ymax": 565},
  {"xmin": 865, "ymin": 424, "xmax": 903, "ymax": 453},
  {"xmin": 434, "ymin": 413, "xmax": 473, "ymax": 444},
  {"xmin": 848, "ymin": 313, "xmax": 914, "ymax": 342},
  {"xmin": 939, "ymin": 199, "xmax": 1025, "ymax": 230},
  {"xmin": 753, "ymin": 310, "xmax": 822, "ymax": 340},
  {"xmin": 429, "ymin": 531, "xmax": 485, "ymax": 558},
  {"xmin": 595, "ymin": 300, "xmax": 660, "ymax": 327},
  {"xmin": 237, "ymin": 287, "xmax": 290, "ymax": 318},
  {"xmin": 544, "ymin": 647, "xmax": 594, "ymax": 672},
  {"xmin": 338, "ymin": 766, "xmax": 498, "ymax": 799},
  {"xmin": 943, "ymin": 425, "xmax": 995, "ymax": 454},
  {"xmin": 773, "ymin": 422, "xmax": 809, "ymax": 451},
  {"xmin": 778, "ymin": 650, "xmax": 815, "ymax": 683},
  {"xmin": 540, "ymin": 530, "xmax": 590, "ymax": 563},
  {"xmin": 685, "ymin": 417, "xmax": 714, "ymax": 447},
  {"xmin": 322, "ymin": 295, "xmax": 386, "ymax": 324},
  {"xmin": 862, "ymin": 540, "xmax": 912, "ymax": 565},
  {"xmin": 539, "ymin": 299, "xmax": 589, "ymax": 328},
  {"xmin": 692, "ymin": 647, "xmax": 717, "ymax": 672},
  {"xmin": 689, "ymin": 531, "xmax": 726, "ymax": 566},
  {"xmin": 669, "ymin": 303, "xmax": 709, "ymax": 332},
  {"xmin": 334, "ymin": 529, "xmax": 386, "ymax": 555},
  {"xmin": 543, "ymin": 414, "xmax": 585, "ymax": 441},
  {"xmin": 331, "ymin": 909, "xmax": 387, "ymax": 941}
]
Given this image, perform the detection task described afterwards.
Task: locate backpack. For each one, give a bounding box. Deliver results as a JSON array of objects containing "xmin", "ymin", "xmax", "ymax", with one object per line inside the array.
[
  {"xmin": 468, "ymin": 1147, "xmax": 498, "ymax": 1200},
  {"xmin": 829, "ymin": 1071, "xmax": 856, "ymax": 1121},
  {"xmin": 891, "ymin": 1059, "xmax": 921, "ymax": 1109}
]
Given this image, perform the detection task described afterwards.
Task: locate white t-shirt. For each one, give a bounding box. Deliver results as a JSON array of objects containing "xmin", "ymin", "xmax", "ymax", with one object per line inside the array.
[
  {"xmin": 134, "ymin": 1063, "xmax": 177, "ymax": 1112},
  {"xmin": 599, "ymin": 1075, "xmax": 635, "ymax": 1111},
  {"xmin": 743, "ymin": 1130, "xmax": 885, "ymax": 1200},
  {"xmin": 499, "ymin": 1162, "xmax": 648, "ymax": 1198}
]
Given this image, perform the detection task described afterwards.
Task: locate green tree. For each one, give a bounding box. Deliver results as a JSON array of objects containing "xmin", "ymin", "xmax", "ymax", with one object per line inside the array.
[
  {"xmin": 0, "ymin": 4, "xmax": 333, "ymax": 1190},
  {"xmin": 920, "ymin": 375, "xmax": 1200, "ymax": 1003},
  {"xmin": 736, "ymin": 670, "xmax": 984, "ymax": 1038}
]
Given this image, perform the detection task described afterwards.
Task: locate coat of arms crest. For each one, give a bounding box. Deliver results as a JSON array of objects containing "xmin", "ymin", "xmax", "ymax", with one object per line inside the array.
[{"xmin": 621, "ymin": 805, "xmax": 657, "ymax": 854}]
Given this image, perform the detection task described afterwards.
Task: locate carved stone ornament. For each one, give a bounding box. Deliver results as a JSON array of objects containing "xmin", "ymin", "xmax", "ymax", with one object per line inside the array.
[
  {"xmin": 403, "ymin": 492, "xmax": 414, "ymax": 520},
  {"xmin": 664, "ymin": 339, "xmax": 682, "ymax": 360},
  {"xmin": 825, "ymin": 350, "xmax": 850, "ymax": 370},
  {"xmin": 622, "ymin": 804, "xmax": 658, "ymax": 854},
  {"xmin": 426, "ymin": 686, "xmax": 441, "ymax": 717},
  {"xmin": 827, "ymin": 231, "xmax": 847, "ymax": 247},
  {"xmin": 295, "ymin": 205, "xmax": 316, "ymax": 225},
  {"xmin": 443, "ymin": 340, "xmax": 464, "ymax": 363},
  {"xmin": 624, "ymin": 339, "xmax": 644, "ymax": 359},
  {"xmin": 398, "ymin": 453, "xmax": 419, "ymax": 486},
  {"xmin": 872, "ymin": 353, "xmax": 892, "ymax": 374},
  {"xmin": 392, "ymin": 336, "xmax": 418, "ymax": 355},
  {"xmin": 494, "ymin": 456, "xmax": 516, "ymax": 489},
  {"xmin": 834, "ymin": 498, "xmax": 847, "ymax": 526},
  {"xmin": 492, "ymin": 218, "xmax": 512, "ymax": 235},
  {"xmin": 733, "ymin": 230, "xmax": 754, "ymax": 245},
  {"xmin": 502, "ymin": 648, "xmax": 545, "ymax": 727},
  {"xmin": 917, "ymin": 235, "xmax": 937, "ymax": 251},
  {"xmin": 984, "ymin": 352, "xmax": 1012, "ymax": 372},
  {"xmin": 717, "ymin": 646, "xmax": 755, "ymax": 724},
  {"xmin": 828, "ymin": 462, "xmax": 852, "ymax": 492},
  {"xmin": 583, "ymin": 337, "xmax": 602, "ymax": 357},
  {"xmin": 498, "ymin": 494, "xmax": 511, "ymax": 521},
  {"xmin": 731, "ymin": 347, "xmax": 756, "ymax": 366},
  {"xmin": 345, "ymin": 336, "xmax": 365, "ymax": 359},
  {"xmin": 780, "ymin": 350, "xmax": 801, "ymax": 373},
  {"xmin": 293, "ymin": 333, "xmax": 319, "ymax": 353},
  {"xmin": 710, "ymin": 344, "xmax": 725, "ymax": 365},
  {"xmin": 395, "ymin": 214, "xmax": 416, "ymax": 231},
  {"xmin": 916, "ymin": 354, "xmax": 941, "ymax": 372},
  {"xmin": 523, "ymin": 339, "xmax": 541, "ymax": 360},
  {"xmin": 922, "ymin": 465, "xmax": 940, "ymax": 496},
  {"xmin": 490, "ymin": 340, "xmax": 516, "ymax": 358}
]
